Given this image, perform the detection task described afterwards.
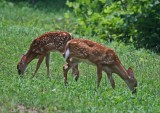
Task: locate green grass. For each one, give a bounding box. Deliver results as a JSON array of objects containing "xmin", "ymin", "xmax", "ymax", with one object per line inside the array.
[{"xmin": 0, "ymin": 1, "xmax": 160, "ymax": 113}]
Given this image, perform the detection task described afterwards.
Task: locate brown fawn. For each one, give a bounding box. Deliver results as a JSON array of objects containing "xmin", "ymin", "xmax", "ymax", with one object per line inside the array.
[
  {"xmin": 63, "ymin": 39, "xmax": 137, "ymax": 94},
  {"xmin": 17, "ymin": 31, "xmax": 78, "ymax": 78}
]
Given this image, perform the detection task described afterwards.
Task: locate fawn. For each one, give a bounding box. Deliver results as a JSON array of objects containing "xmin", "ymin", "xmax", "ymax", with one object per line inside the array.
[
  {"xmin": 63, "ymin": 39, "xmax": 137, "ymax": 93},
  {"xmin": 17, "ymin": 31, "xmax": 78, "ymax": 78}
]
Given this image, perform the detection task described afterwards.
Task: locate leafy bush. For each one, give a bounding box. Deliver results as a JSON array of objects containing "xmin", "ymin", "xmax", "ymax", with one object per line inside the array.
[{"xmin": 66, "ymin": 0, "xmax": 160, "ymax": 52}]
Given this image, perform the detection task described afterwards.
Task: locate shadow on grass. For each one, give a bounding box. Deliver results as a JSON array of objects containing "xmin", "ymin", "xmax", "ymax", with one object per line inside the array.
[{"xmin": 5, "ymin": 0, "xmax": 69, "ymax": 13}]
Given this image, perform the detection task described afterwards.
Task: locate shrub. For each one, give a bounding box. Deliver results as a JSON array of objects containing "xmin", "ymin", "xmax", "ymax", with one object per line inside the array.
[{"xmin": 66, "ymin": 0, "xmax": 160, "ymax": 52}]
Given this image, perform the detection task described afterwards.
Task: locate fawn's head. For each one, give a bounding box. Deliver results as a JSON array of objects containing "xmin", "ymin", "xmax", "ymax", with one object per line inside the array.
[
  {"xmin": 17, "ymin": 54, "xmax": 27, "ymax": 75},
  {"xmin": 127, "ymin": 67, "xmax": 137, "ymax": 94}
]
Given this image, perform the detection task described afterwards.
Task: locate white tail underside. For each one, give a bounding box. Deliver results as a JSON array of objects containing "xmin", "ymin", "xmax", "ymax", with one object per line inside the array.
[{"xmin": 65, "ymin": 48, "xmax": 70, "ymax": 60}]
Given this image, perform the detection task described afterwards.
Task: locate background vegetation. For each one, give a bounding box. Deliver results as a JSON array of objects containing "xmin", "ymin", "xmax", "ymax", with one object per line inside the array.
[
  {"xmin": 0, "ymin": 0, "xmax": 160, "ymax": 112},
  {"xmin": 66, "ymin": 0, "xmax": 160, "ymax": 52}
]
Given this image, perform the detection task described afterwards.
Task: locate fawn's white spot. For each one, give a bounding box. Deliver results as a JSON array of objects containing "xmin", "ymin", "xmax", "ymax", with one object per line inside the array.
[
  {"xmin": 64, "ymin": 65, "xmax": 68, "ymax": 69},
  {"xmin": 63, "ymin": 32, "xmax": 66, "ymax": 35}
]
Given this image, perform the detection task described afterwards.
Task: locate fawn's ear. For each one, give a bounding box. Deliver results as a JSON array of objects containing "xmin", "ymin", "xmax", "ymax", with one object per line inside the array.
[{"xmin": 127, "ymin": 67, "xmax": 134, "ymax": 78}]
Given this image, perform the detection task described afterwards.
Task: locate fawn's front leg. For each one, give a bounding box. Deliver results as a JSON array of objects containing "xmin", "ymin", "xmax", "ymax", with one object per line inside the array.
[
  {"xmin": 97, "ymin": 65, "xmax": 102, "ymax": 89},
  {"xmin": 63, "ymin": 63, "xmax": 70, "ymax": 86},
  {"xmin": 45, "ymin": 53, "xmax": 50, "ymax": 79},
  {"xmin": 32, "ymin": 55, "xmax": 45, "ymax": 78},
  {"xmin": 106, "ymin": 72, "xmax": 115, "ymax": 89}
]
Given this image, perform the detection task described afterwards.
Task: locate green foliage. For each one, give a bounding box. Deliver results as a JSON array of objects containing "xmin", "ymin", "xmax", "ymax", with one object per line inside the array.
[{"xmin": 66, "ymin": 0, "xmax": 160, "ymax": 52}]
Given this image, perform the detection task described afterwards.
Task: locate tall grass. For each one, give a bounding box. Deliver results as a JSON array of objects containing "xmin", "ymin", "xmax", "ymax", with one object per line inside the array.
[{"xmin": 0, "ymin": 1, "xmax": 160, "ymax": 112}]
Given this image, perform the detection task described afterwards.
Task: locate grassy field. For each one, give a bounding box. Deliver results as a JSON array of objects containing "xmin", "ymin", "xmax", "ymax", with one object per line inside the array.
[{"xmin": 0, "ymin": 1, "xmax": 160, "ymax": 113}]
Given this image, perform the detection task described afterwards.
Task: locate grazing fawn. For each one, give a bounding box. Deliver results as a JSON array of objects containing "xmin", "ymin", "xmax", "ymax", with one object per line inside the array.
[
  {"xmin": 17, "ymin": 31, "xmax": 78, "ymax": 78},
  {"xmin": 63, "ymin": 39, "xmax": 137, "ymax": 94}
]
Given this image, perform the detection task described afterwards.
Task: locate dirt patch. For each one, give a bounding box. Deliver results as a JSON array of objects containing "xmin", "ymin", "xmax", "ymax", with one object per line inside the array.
[{"xmin": 10, "ymin": 105, "xmax": 38, "ymax": 113}]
